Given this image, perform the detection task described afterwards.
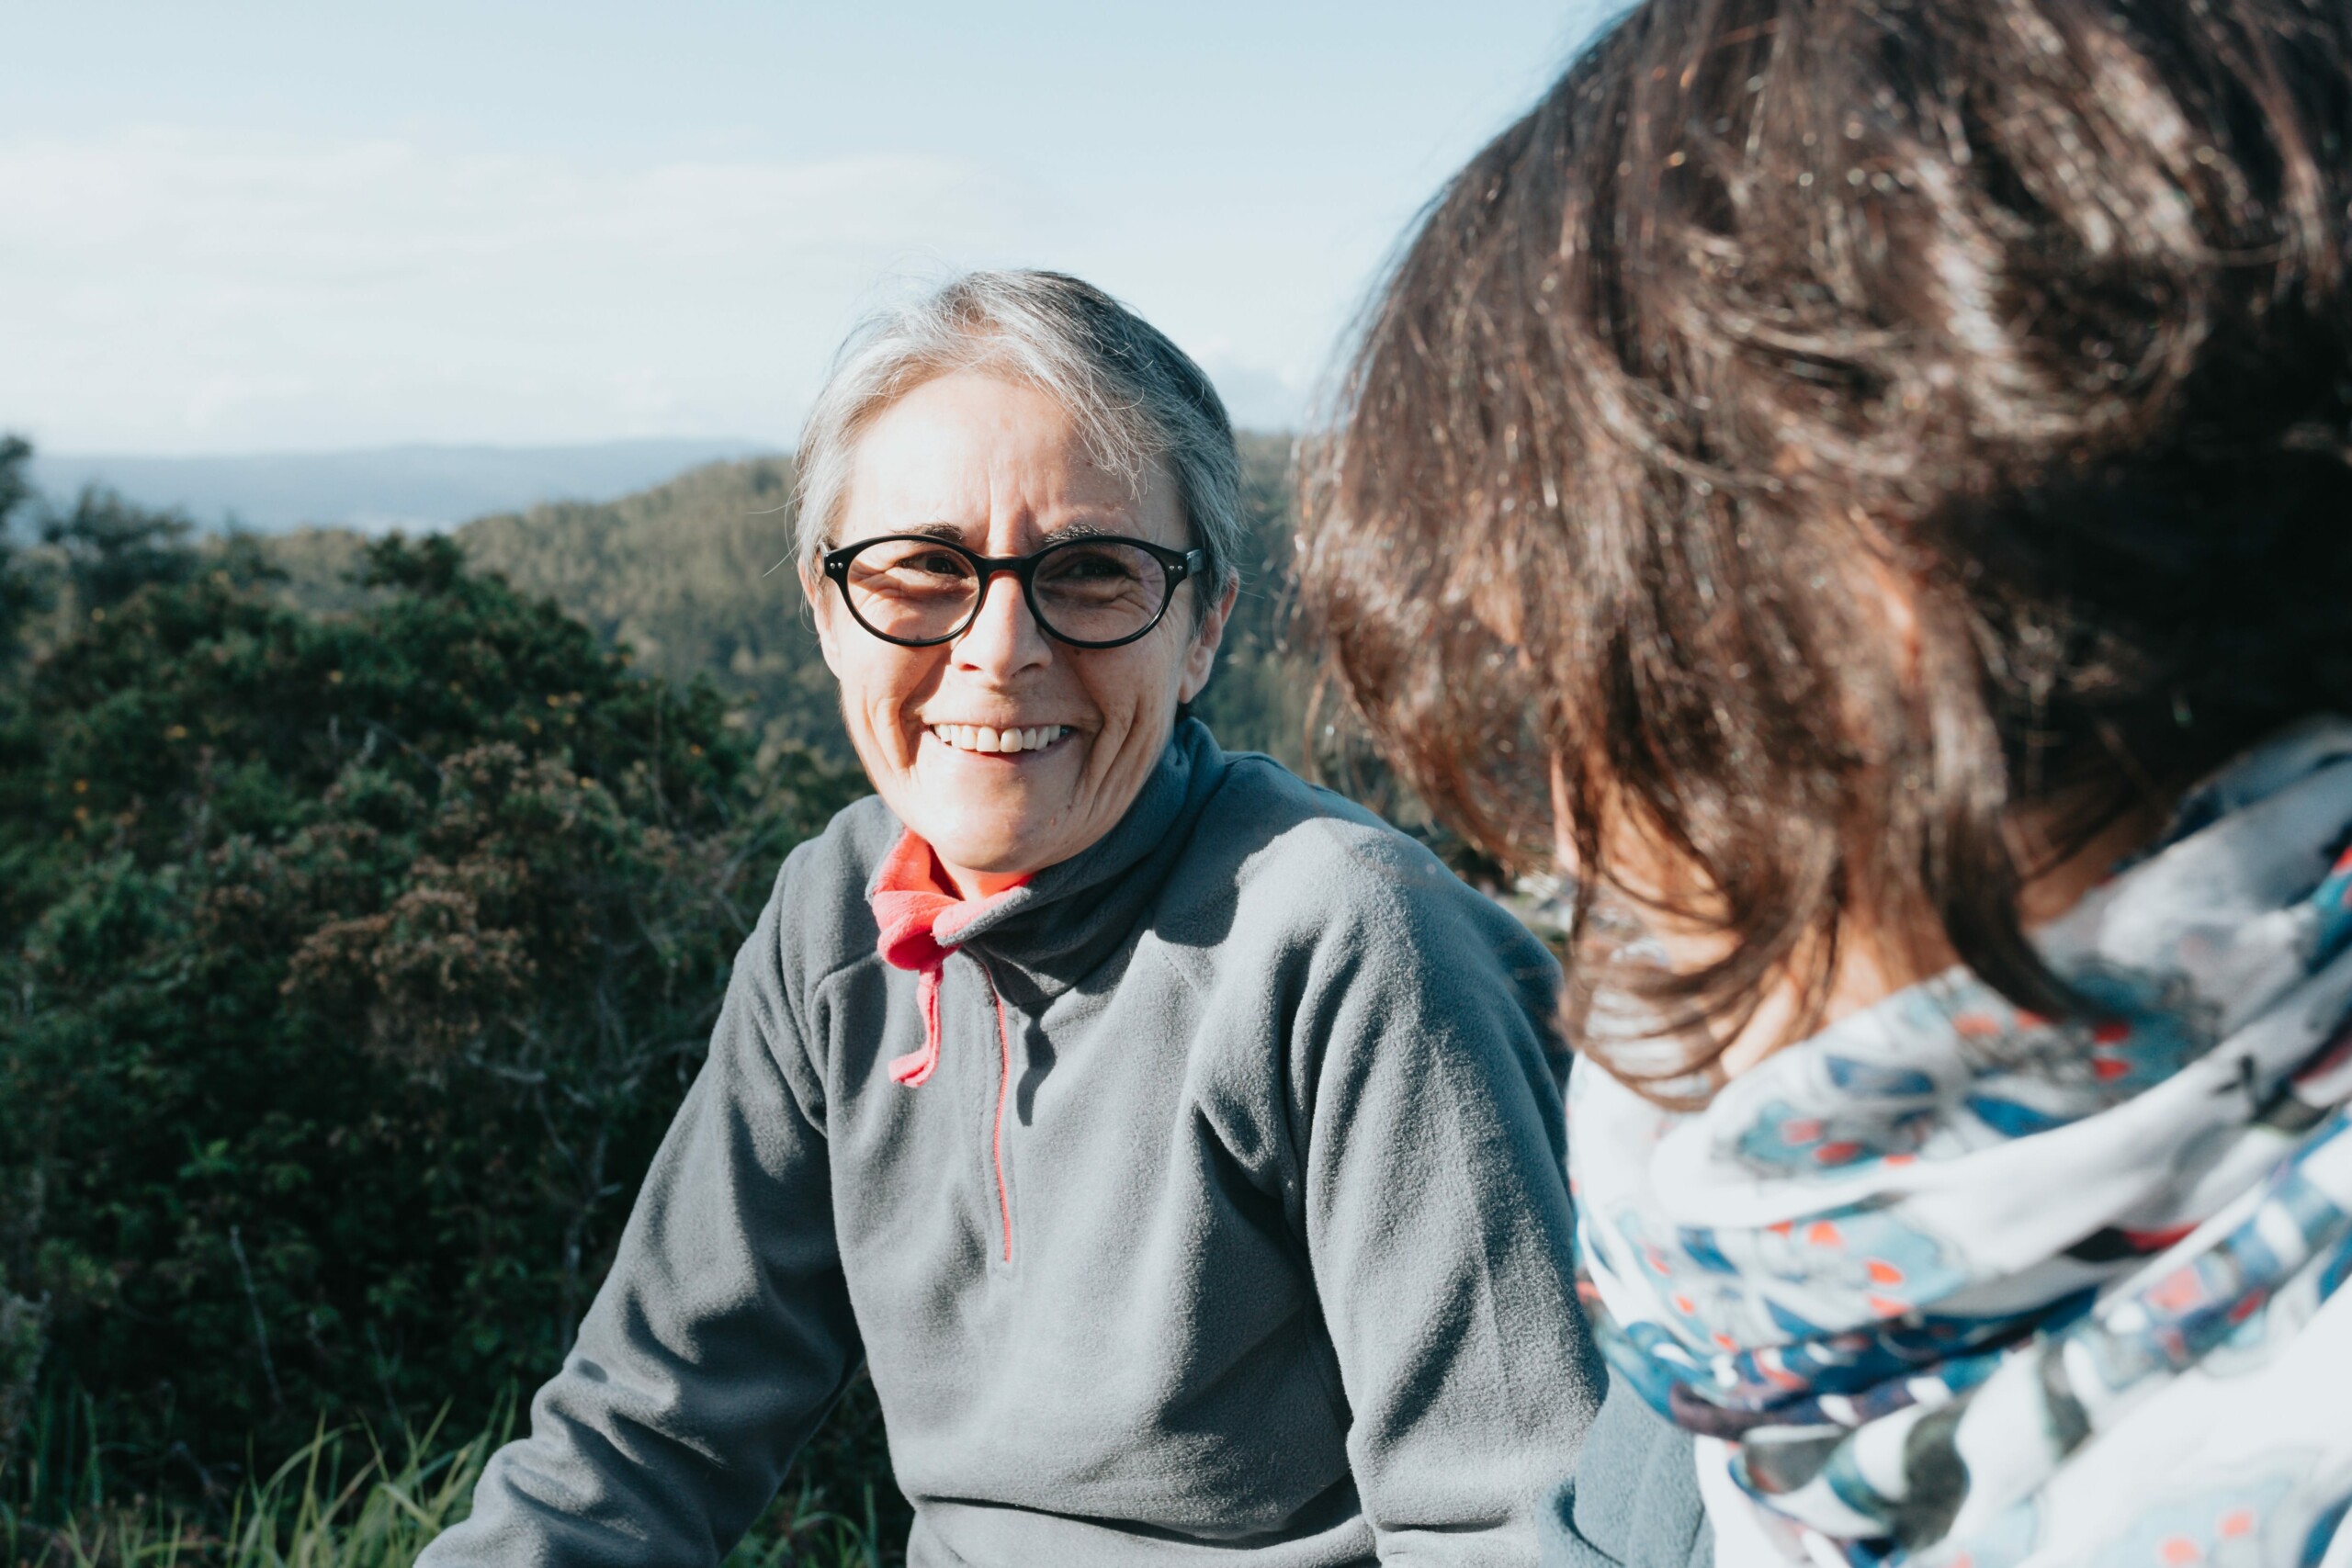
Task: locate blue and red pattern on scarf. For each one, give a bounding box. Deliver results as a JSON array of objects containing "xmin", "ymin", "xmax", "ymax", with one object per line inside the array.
[{"xmin": 1571, "ymin": 719, "xmax": 2352, "ymax": 1567}]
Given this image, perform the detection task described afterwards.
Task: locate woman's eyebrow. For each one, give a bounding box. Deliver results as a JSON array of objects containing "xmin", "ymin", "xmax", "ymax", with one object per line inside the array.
[{"xmin": 890, "ymin": 517, "xmax": 1121, "ymax": 548}]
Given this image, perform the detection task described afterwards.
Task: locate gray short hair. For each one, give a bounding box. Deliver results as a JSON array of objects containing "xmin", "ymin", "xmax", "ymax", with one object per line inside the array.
[{"xmin": 792, "ymin": 270, "xmax": 1245, "ymax": 611}]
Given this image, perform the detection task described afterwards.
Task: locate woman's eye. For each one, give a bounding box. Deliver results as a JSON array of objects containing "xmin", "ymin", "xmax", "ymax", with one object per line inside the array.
[
  {"xmin": 1045, "ymin": 549, "xmax": 1138, "ymax": 584},
  {"xmin": 866, "ymin": 547, "xmax": 969, "ymax": 581}
]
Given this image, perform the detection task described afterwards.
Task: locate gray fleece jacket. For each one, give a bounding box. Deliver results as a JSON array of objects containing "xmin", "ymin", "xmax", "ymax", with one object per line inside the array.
[
  {"xmin": 1538, "ymin": 1377, "xmax": 1711, "ymax": 1568},
  {"xmin": 420, "ymin": 722, "xmax": 1603, "ymax": 1567}
]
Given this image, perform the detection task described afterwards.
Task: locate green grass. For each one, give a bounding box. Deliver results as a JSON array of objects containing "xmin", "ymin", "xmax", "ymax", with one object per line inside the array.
[
  {"xmin": 2, "ymin": 1412, "xmax": 492, "ymax": 1567},
  {"xmin": 1, "ymin": 1391, "xmax": 896, "ymax": 1568}
]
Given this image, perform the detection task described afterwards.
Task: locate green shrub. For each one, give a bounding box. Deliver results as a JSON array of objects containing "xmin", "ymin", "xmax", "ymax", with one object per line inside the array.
[{"xmin": 0, "ymin": 481, "xmax": 886, "ymax": 1540}]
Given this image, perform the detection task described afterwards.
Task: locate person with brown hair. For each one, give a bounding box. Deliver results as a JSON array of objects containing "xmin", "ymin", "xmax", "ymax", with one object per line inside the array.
[{"xmin": 1300, "ymin": 4, "xmax": 2352, "ymax": 1566}]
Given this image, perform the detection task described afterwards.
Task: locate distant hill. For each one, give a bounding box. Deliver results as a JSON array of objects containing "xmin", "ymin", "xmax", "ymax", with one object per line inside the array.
[
  {"xmin": 266, "ymin": 436, "xmax": 1312, "ymax": 771},
  {"xmin": 29, "ymin": 438, "xmax": 778, "ymax": 534},
  {"xmin": 458, "ymin": 455, "xmax": 843, "ymax": 761}
]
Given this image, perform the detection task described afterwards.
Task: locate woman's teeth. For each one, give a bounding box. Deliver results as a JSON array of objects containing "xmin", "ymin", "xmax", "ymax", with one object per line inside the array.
[{"xmin": 931, "ymin": 724, "xmax": 1069, "ymax": 754}]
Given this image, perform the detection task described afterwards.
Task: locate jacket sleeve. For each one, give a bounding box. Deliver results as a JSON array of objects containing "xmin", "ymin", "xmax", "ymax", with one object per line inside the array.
[
  {"xmin": 1295, "ymin": 858, "xmax": 1606, "ymax": 1566},
  {"xmin": 419, "ymin": 886, "xmax": 859, "ymax": 1568},
  {"xmin": 1537, "ymin": 1373, "xmax": 1713, "ymax": 1568}
]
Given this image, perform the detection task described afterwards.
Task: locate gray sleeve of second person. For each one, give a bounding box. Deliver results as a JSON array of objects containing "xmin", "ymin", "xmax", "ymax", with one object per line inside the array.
[
  {"xmin": 1295, "ymin": 860, "xmax": 1607, "ymax": 1565},
  {"xmin": 1537, "ymin": 1374, "xmax": 1713, "ymax": 1568},
  {"xmin": 418, "ymin": 887, "xmax": 858, "ymax": 1568}
]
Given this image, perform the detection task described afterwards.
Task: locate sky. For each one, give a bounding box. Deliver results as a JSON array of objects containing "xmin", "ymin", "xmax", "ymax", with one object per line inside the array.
[{"xmin": 1, "ymin": 1, "xmax": 1619, "ymax": 457}]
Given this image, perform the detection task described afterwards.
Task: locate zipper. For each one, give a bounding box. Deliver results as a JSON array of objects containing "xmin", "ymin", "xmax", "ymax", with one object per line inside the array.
[{"xmin": 979, "ymin": 963, "xmax": 1015, "ymax": 1264}]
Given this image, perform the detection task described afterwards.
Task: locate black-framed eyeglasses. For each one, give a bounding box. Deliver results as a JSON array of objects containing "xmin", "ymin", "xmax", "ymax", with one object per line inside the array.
[{"xmin": 820, "ymin": 534, "xmax": 1206, "ymax": 649}]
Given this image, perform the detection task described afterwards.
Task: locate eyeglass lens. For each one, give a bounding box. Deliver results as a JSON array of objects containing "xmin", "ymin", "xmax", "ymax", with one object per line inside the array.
[{"xmin": 839, "ymin": 538, "xmax": 1174, "ymax": 645}]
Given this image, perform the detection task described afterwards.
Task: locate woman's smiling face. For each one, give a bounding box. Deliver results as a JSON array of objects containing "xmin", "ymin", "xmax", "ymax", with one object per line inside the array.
[{"xmin": 811, "ymin": 371, "xmax": 1232, "ymax": 897}]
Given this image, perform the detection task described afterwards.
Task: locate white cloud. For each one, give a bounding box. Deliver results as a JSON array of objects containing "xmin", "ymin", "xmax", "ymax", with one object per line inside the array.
[{"xmin": 0, "ymin": 127, "xmax": 1036, "ymax": 451}]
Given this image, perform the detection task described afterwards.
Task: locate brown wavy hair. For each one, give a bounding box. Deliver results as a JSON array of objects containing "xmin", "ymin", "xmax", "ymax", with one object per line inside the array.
[{"xmin": 1299, "ymin": 0, "xmax": 2352, "ymax": 1092}]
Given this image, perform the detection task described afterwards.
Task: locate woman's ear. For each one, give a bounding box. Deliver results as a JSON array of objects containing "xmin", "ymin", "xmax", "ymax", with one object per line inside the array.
[{"xmin": 1177, "ymin": 578, "xmax": 1239, "ymax": 704}]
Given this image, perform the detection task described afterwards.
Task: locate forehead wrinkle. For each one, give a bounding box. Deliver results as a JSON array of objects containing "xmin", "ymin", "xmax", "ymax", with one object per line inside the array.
[
  {"xmin": 844, "ymin": 377, "xmax": 1174, "ymax": 552},
  {"xmin": 1031, "ymin": 459, "xmax": 1186, "ymax": 552},
  {"xmin": 973, "ymin": 458, "xmax": 1146, "ymax": 554},
  {"xmin": 840, "ymin": 435, "xmax": 993, "ymax": 547}
]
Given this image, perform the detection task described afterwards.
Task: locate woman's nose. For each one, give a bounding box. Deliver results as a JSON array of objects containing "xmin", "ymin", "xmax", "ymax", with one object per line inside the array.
[{"xmin": 953, "ymin": 571, "xmax": 1052, "ymax": 675}]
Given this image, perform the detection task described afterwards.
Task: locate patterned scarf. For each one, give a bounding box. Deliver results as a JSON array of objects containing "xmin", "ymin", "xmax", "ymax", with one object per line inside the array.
[{"xmin": 1570, "ymin": 720, "xmax": 2352, "ymax": 1568}]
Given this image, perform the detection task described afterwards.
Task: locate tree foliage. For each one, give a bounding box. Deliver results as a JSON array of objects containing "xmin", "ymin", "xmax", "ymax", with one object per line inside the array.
[
  {"xmin": 0, "ymin": 438, "xmax": 49, "ymax": 660},
  {"xmin": 0, "ymin": 473, "xmax": 863, "ymax": 1500}
]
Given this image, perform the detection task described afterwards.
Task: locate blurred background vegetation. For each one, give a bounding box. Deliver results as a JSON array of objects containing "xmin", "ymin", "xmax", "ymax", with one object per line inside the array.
[{"xmin": 0, "ymin": 431, "xmax": 1343, "ymax": 1564}]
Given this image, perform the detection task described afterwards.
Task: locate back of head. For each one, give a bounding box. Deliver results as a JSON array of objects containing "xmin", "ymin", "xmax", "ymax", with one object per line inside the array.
[{"xmin": 1301, "ymin": 0, "xmax": 2352, "ymax": 1082}]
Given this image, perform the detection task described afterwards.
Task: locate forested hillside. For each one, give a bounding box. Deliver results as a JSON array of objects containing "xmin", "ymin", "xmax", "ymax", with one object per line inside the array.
[
  {"xmin": 30, "ymin": 439, "xmax": 775, "ymax": 535},
  {"xmin": 456, "ymin": 456, "xmax": 846, "ymax": 761},
  {"xmin": 0, "ymin": 439, "xmax": 896, "ymax": 1561},
  {"xmin": 267, "ymin": 435, "xmax": 1313, "ymax": 773}
]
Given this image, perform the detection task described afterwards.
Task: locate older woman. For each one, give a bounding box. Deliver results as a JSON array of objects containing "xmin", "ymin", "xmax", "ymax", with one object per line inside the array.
[
  {"xmin": 1302, "ymin": 5, "xmax": 2352, "ymax": 1568},
  {"xmin": 421, "ymin": 271, "xmax": 1601, "ymax": 1567}
]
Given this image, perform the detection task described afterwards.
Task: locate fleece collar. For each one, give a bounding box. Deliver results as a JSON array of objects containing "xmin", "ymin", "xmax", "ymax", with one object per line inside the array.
[
  {"xmin": 867, "ymin": 834, "xmax": 1024, "ymax": 1087},
  {"xmin": 862, "ymin": 719, "xmax": 1229, "ymax": 1007}
]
